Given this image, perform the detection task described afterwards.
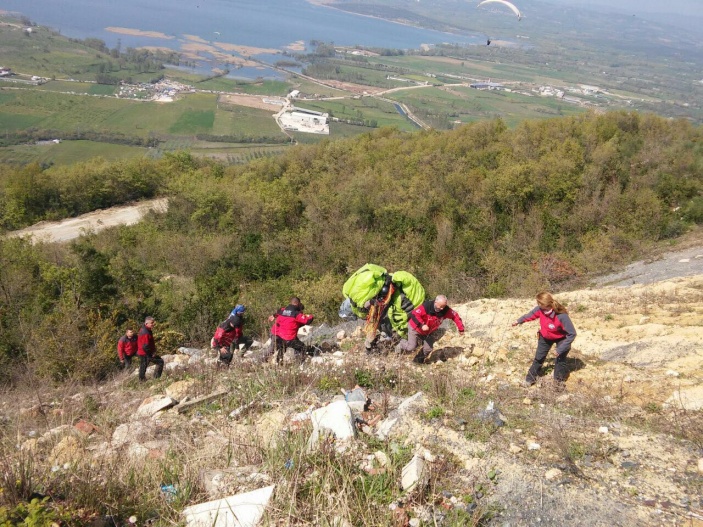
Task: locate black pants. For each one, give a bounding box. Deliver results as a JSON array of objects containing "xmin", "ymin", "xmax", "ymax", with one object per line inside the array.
[
  {"xmin": 526, "ymin": 335, "xmax": 570, "ymax": 384},
  {"xmin": 218, "ymin": 336, "xmax": 254, "ymax": 365},
  {"xmin": 121, "ymin": 355, "xmax": 134, "ymax": 369},
  {"xmin": 268, "ymin": 336, "xmax": 307, "ymax": 364},
  {"xmin": 139, "ymin": 354, "xmax": 164, "ymax": 380}
]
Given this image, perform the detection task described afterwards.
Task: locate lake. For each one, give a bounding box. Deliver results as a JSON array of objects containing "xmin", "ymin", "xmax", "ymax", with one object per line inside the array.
[{"xmin": 0, "ymin": 0, "xmax": 480, "ymax": 79}]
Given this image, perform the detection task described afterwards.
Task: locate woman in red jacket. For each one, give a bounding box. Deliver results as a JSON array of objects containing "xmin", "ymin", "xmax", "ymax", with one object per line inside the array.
[{"xmin": 513, "ymin": 292, "xmax": 577, "ymax": 386}]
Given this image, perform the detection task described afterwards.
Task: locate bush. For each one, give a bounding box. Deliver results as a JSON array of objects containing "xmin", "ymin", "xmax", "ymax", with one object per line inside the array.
[{"xmin": 682, "ymin": 197, "xmax": 703, "ymax": 224}]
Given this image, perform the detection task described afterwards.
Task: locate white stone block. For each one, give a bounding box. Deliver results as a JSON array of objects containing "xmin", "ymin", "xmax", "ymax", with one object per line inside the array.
[
  {"xmin": 308, "ymin": 400, "xmax": 356, "ymax": 449},
  {"xmin": 182, "ymin": 485, "xmax": 275, "ymax": 527},
  {"xmin": 401, "ymin": 454, "xmax": 426, "ymax": 492}
]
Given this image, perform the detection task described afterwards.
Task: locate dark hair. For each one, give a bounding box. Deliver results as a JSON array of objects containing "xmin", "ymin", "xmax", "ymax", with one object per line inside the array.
[{"xmin": 290, "ymin": 296, "xmax": 301, "ymax": 306}]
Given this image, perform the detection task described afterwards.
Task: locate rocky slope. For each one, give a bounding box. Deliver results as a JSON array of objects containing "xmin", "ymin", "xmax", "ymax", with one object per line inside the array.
[{"xmin": 2, "ymin": 255, "xmax": 702, "ymax": 526}]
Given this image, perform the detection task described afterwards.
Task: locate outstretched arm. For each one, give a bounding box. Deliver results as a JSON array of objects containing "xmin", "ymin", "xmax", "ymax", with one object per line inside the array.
[
  {"xmin": 447, "ymin": 309, "xmax": 464, "ymax": 333},
  {"xmin": 514, "ymin": 306, "xmax": 540, "ymax": 326}
]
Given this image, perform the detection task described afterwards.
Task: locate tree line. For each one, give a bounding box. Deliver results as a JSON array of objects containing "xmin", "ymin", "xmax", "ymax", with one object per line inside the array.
[{"xmin": 0, "ymin": 111, "xmax": 701, "ymax": 382}]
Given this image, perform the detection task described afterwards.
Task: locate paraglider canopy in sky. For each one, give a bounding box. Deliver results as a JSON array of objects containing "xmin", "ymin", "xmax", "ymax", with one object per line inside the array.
[{"xmin": 477, "ymin": 0, "xmax": 522, "ymax": 20}]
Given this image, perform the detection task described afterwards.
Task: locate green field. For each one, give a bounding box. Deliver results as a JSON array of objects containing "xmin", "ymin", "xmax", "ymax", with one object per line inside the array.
[
  {"xmin": 0, "ymin": 140, "xmax": 147, "ymax": 165},
  {"xmin": 0, "ymin": 89, "xmax": 286, "ymax": 139},
  {"xmin": 297, "ymin": 98, "xmax": 416, "ymax": 131},
  {"xmin": 213, "ymin": 104, "xmax": 285, "ymax": 137},
  {"xmin": 88, "ymin": 84, "xmax": 117, "ymax": 96},
  {"xmin": 388, "ymin": 85, "xmax": 585, "ymax": 128},
  {"xmin": 169, "ymin": 109, "xmax": 215, "ymax": 134},
  {"xmin": 165, "ymin": 69, "xmax": 292, "ymax": 96},
  {"xmin": 34, "ymin": 80, "xmax": 94, "ymax": 93}
]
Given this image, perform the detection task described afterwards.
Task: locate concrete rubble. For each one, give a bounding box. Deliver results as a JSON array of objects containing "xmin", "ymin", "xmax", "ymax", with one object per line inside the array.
[{"xmin": 182, "ymin": 485, "xmax": 275, "ymax": 527}]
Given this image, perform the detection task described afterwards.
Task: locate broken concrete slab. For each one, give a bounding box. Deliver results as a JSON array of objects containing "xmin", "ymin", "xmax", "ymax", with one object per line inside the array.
[
  {"xmin": 308, "ymin": 400, "xmax": 356, "ymax": 450},
  {"xmin": 401, "ymin": 454, "xmax": 426, "ymax": 492},
  {"xmin": 134, "ymin": 395, "xmax": 177, "ymax": 418},
  {"xmin": 182, "ymin": 484, "xmax": 275, "ymax": 527}
]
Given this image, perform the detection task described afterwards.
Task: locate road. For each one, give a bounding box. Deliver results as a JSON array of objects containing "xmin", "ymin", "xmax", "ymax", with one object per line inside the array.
[{"xmin": 592, "ymin": 237, "xmax": 703, "ymax": 287}]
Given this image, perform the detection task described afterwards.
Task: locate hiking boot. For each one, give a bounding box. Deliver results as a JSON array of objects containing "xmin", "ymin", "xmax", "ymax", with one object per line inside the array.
[{"xmin": 521, "ymin": 379, "xmax": 535, "ymax": 388}]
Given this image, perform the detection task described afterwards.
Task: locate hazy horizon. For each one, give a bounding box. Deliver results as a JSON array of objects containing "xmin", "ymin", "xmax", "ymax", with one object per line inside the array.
[{"xmin": 546, "ymin": 0, "xmax": 698, "ymax": 15}]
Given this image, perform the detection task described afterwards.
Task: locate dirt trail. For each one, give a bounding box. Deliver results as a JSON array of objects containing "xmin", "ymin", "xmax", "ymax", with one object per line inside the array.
[{"xmin": 6, "ymin": 198, "xmax": 168, "ymax": 244}]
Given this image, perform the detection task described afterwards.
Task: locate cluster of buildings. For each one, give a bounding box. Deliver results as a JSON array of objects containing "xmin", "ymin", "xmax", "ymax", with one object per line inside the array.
[
  {"xmin": 117, "ymin": 79, "xmax": 195, "ymax": 102},
  {"xmin": 534, "ymin": 84, "xmax": 605, "ymax": 105}
]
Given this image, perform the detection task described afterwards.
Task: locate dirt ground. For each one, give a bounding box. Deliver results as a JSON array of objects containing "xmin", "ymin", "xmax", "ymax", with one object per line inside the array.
[
  {"xmin": 6, "ymin": 198, "xmax": 168, "ymax": 244},
  {"xmin": 218, "ymin": 93, "xmax": 286, "ymax": 110}
]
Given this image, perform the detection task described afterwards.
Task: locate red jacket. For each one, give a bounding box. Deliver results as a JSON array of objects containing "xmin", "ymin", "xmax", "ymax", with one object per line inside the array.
[
  {"xmin": 212, "ymin": 315, "xmax": 244, "ymax": 348},
  {"xmin": 137, "ymin": 325, "xmax": 156, "ymax": 357},
  {"xmin": 271, "ymin": 304, "xmax": 314, "ymax": 341},
  {"xmin": 409, "ymin": 300, "xmax": 465, "ymax": 336},
  {"xmin": 517, "ymin": 307, "xmax": 577, "ymax": 354},
  {"xmin": 117, "ymin": 334, "xmax": 138, "ymax": 360}
]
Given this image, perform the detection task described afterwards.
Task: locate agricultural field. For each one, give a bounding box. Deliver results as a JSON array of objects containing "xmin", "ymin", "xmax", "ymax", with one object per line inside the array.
[
  {"xmin": 0, "ymin": 140, "xmax": 147, "ymax": 165},
  {"xmin": 32, "ymin": 80, "xmax": 94, "ymax": 93},
  {"xmin": 296, "ymin": 97, "xmax": 416, "ymax": 131},
  {"xmin": 212, "ymin": 104, "xmax": 285, "ymax": 137},
  {"xmin": 0, "ymin": 89, "xmax": 287, "ymax": 139},
  {"xmin": 387, "ymin": 85, "xmax": 585, "ymax": 128},
  {"xmin": 305, "ymin": 61, "xmax": 414, "ymax": 90}
]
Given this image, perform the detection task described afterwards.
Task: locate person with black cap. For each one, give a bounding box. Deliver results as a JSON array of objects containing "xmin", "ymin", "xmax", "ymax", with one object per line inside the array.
[{"xmin": 211, "ymin": 304, "xmax": 252, "ymax": 366}]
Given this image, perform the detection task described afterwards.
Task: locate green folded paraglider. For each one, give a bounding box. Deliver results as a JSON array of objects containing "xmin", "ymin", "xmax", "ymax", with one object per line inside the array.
[{"xmin": 341, "ymin": 263, "xmax": 426, "ymax": 337}]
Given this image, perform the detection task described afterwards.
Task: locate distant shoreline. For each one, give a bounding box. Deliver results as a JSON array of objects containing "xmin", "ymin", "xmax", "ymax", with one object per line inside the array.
[{"xmin": 303, "ymin": 0, "xmax": 462, "ymax": 46}]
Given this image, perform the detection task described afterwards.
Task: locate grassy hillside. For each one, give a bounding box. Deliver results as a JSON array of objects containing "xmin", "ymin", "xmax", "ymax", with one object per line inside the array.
[
  {"xmin": 0, "ymin": 110, "xmax": 701, "ymax": 385},
  {"xmin": 0, "ymin": 271, "xmax": 700, "ymax": 526}
]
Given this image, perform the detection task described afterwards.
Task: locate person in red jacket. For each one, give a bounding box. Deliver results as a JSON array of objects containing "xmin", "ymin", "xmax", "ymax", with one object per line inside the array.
[
  {"xmin": 513, "ymin": 292, "xmax": 577, "ymax": 386},
  {"xmin": 137, "ymin": 316, "xmax": 164, "ymax": 381},
  {"xmin": 265, "ymin": 297, "xmax": 314, "ymax": 364},
  {"xmin": 397, "ymin": 295, "xmax": 465, "ymax": 364},
  {"xmin": 211, "ymin": 305, "xmax": 252, "ymax": 366},
  {"xmin": 117, "ymin": 328, "xmax": 138, "ymax": 369}
]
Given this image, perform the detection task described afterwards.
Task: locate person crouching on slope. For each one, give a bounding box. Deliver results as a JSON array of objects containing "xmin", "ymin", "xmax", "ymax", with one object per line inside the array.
[
  {"xmin": 513, "ymin": 292, "xmax": 577, "ymax": 386},
  {"xmin": 265, "ymin": 297, "xmax": 314, "ymax": 364},
  {"xmin": 211, "ymin": 304, "xmax": 252, "ymax": 366},
  {"xmin": 397, "ymin": 295, "xmax": 464, "ymax": 364}
]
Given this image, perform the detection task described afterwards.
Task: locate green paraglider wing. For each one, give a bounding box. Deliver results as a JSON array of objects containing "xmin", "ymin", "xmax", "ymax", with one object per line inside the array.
[
  {"xmin": 342, "ymin": 263, "xmax": 388, "ymax": 318},
  {"xmin": 387, "ymin": 270, "xmax": 426, "ymax": 337},
  {"xmin": 390, "ymin": 271, "xmax": 426, "ymax": 308}
]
